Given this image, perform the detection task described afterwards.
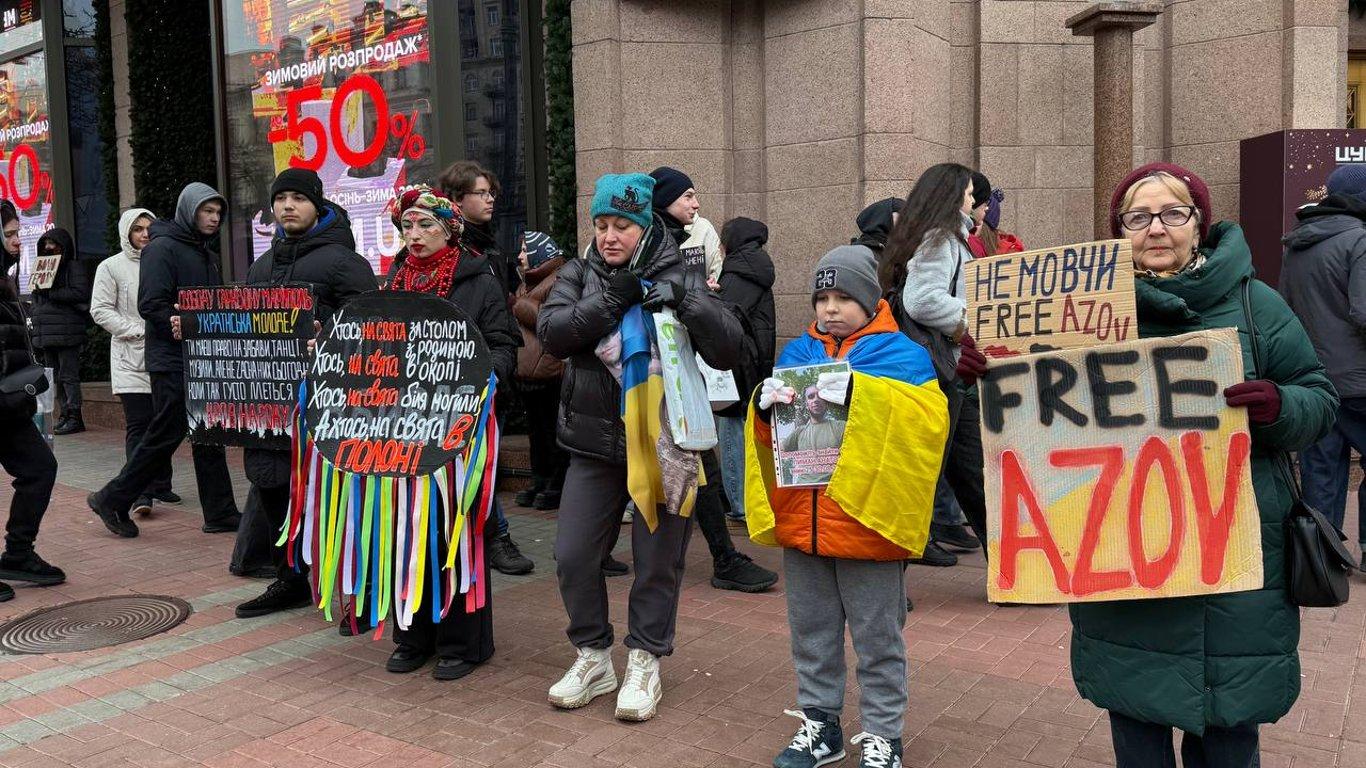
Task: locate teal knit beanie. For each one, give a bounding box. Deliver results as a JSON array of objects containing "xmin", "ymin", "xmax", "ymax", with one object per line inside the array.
[{"xmin": 590, "ymin": 173, "xmax": 655, "ymax": 230}]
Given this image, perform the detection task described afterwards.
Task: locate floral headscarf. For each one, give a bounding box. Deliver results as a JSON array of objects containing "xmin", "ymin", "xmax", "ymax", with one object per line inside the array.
[{"xmin": 390, "ymin": 186, "xmax": 462, "ymax": 243}]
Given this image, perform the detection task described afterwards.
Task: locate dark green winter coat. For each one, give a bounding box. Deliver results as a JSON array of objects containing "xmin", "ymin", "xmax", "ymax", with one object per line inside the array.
[{"xmin": 1068, "ymin": 221, "xmax": 1338, "ymax": 735}]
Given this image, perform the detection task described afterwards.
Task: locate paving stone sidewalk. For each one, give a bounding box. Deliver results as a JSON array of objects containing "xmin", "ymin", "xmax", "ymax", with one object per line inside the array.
[{"xmin": 0, "ymin": 427, "xmax": 1359, "ymax": 767}]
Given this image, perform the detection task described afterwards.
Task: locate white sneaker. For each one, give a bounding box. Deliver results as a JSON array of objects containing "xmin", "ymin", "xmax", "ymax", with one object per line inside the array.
[
  {"xmin": 622, "ymin": 502, "xmax": 635, "ymax": 524},
  {"xmin": 548, "ymin": 646, "xmax": 617, "ymax": 709},
  {"xmin": 614, "ymin": 648, "xmax": 662, "ymax": 721}
]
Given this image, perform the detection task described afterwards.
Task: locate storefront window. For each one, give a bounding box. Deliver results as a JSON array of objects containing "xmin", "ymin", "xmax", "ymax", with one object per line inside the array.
[
  {"xmin": 459, "ymin": 0, "xmax": 525, "ymax": 250},
  {"xmin": 65, "ymin": 45, "xmax": 106, "ymax": 260},
  {"xmin": 62, "ymin": 0, "xmax": 95, "ymax": 38},
  {"xmin": 0, "ymin": 49, "xmax": 54, "ymax": 289},
  {"xmin": 220, "ymin": 0, "xmax": 437, "ymax": 276}
]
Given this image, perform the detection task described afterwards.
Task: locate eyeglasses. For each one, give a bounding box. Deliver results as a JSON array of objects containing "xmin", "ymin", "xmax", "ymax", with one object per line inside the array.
[
  {"xmin": 463, "ymin": 189, "xmax": 495, "ymax": 201},
  {"xmin": 1118, "ymin": 205, "xmax": 1196, "ymax": 231}
]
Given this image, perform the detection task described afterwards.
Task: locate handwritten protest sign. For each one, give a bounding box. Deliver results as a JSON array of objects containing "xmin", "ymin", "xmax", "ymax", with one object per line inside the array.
[
  {"xmin": 978, "ymin": 328, "xmax": 1261, "ymax": 604},
  {"xmin": 966, "ymin": 239, "xmax": 1137, "ymax": 358},
  {"xmin": 179, "ymin": 284, "xmax": 314, "ymax": 449},
  {"xmin": 27, "ymin": 254, "xmax": 59, "ymax": 291},
  {"xmin": 306, "ymin": 291, "xmax": 492, "ymax": 477}
]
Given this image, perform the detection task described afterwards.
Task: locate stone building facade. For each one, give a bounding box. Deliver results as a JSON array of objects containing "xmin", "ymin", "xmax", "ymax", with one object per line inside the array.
[{"xmin": 571, "ymin": 0, "xmax": 1346, "ymax": 337}]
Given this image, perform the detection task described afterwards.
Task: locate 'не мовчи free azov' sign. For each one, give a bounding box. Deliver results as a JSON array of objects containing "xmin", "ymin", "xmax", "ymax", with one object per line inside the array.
[
  {"xmin": 979, "ymin": 329, "xmax": 1262, "ymax": 604},
  {"xmin": 180, "ymin": 284, "xmax": 314, "ymax": 449},
  {"xmin": 305, "ymin": 291, "xmax": 492, "ymax": 478}
]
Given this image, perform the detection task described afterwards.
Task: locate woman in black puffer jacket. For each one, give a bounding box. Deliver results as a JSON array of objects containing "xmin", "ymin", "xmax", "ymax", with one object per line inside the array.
[
  {"xmin": 0, "ymin": 201, "xmax": 64, "ymax": 599},
  {"xmin": 29, "ymin": 228, "xmax": 90, "ymax": 434},
  {"xmin": 538, "ymin": 173, "xmax": 742, "ymax": 723}
]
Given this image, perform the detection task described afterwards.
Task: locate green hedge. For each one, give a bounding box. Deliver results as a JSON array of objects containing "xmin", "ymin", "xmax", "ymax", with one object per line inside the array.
[
  {"xmin": 544, "ymin": 0, "xmax": 576, "ymax": 256},
  {"xmin": 125, "ymin": 0, "xmax": 217, "ymax": 219}
]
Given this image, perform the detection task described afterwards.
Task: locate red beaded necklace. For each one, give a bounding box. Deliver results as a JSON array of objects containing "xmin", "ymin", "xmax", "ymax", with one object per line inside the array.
[{"xmin": 392, "ymin": 245, "xmax": 461, "ymax": 297}]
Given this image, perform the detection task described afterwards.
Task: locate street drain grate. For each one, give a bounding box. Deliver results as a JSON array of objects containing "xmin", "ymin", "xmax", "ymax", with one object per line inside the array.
[{"xmin": 0, "ymin": 595, "xmax": 192, "ymax": 654}]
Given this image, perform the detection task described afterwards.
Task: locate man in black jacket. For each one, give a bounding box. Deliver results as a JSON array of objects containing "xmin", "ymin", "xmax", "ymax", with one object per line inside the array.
[
  {"xmin": 88, "ymin": 183, "xmax": 241, "ymax": 538},
  {"xmin": 0, "ymin": 201, "xmax": 63, "ymax": 597},
  {"xmin": 1282, "ymin": 166, "xmax": 1366, "ymax": 559},
  {"xmin": 647, "ymin": 169, "xmax": 776, "ymax": 594},
  {"xmin": 438, "ymin": 160, "xmax": 534, "ymax": 575},
  {"xmin": 236, "ymin": 169, "xmax": 379, "ymax": 618}
]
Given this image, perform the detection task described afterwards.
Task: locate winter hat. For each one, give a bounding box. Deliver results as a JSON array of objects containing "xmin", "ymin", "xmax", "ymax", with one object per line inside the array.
[
  {"xmin": 270, "ymin": 168, "xmax": 327, "ymax": 214},
  {"xmin": 1327, "ymin": 164, "xmax": 1366, "ymax": 203},
  {"xmin": 648, "ymin": 166, "xmax": 694, "ymax": 209},
  {"xmin": 971, "ymin": 171, "xmax": 992, "ymax": 209},
  {"xmin": 523, "ymin": 230, "xmax": 562, "ymax": 268},
  {"xmin": 984, "ymin": 188, "xmax": 1005, "ymax": 230},
  {"xmin": 811, "ymin": 245, "xmax": 881, "ymax": 319},
  {"xmin": 590, "ymin": 173, "xmax": 654, "ymax": 230},
  {"xmin": 1109, "ymin": 162, "xmax": 1212, "ymax": 240},
  {"xmin": 391, "ymin": 185, "xmax": 461, "ymax": 242},
  {"xmin": 853, "ymin": 197, "xmax": 903, "ymax": 249}
]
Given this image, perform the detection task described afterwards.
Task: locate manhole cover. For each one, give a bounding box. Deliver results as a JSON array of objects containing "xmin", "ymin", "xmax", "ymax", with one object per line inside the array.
[{"xmin": 0, "ymin": 595, "xmax": 192, "ymax": 654}]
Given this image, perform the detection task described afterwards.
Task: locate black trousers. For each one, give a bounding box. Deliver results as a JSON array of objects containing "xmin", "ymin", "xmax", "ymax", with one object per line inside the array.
[
  {"xmin": 943, "ymin": 385, "xmax": 987, "ymax": 553},
  {"xmin": 255, "ymin": 483, "xmax": 308, "ymax": 584},
  {"xmin": 99, "ymin": 370, "xmax": 238, "ymax": 524},
  {"xmin": 43, "ymin": 345, "xmax": 81, "ymax": 411},
  {"xmin": 694, "ymin": 449, "xmax": 736, "ymax": 561},
  {"xmin": 0, "ymin": 407, "xmax": 56, "ymax": 555},
  {"xmin": 519, "ymin": 380, "xmax": 568, "ymax": 491},
  {"xmin": 394, "ymin": 533, "xmax": 495, "ymax": 663},
  {"xmin": 1109, "ymin": 712, "xmax": 1260, "ymax": 768},
  {"xmin": 230, "ymin": 485, "xmax": 275, "ymax": 575},
  {"xmin": 119, "ymin": 393, "xmax": 172, "ymax": 497}
]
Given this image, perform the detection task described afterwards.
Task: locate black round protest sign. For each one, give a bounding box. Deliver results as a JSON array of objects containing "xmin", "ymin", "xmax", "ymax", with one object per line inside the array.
[{"xmin": 306, "ymin": 290, "xmax": 493, "ymax": 478}]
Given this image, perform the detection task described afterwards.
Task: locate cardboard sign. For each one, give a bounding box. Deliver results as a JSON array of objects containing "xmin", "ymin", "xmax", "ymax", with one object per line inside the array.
[
  {"xmin": 307, "ymin": 290, "xmax": 493, "ymax": 477},
  {"xmin": 179, "ymin": 284, "xmax": 315, "ymax": 449},
  {"xmin": 27, "ymin": 254, "xmax": 59, "ymax": 291},
  {"xmin": 771, "ymin": 362, "xmax": 850, "ymax": 487},
  {"xmin": 978, "ymin": 329, "xmax": 1262, "ymax": 604},
  {"xmin": 966, "ymin": 239, "xmax": 1137, "ymax": 358}
]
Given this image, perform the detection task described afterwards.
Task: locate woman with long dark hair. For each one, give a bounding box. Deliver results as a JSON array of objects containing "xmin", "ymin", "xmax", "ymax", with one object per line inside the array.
[{"xmin": 880, "ymin": 163, "xmax": 990, "ymax": 556}]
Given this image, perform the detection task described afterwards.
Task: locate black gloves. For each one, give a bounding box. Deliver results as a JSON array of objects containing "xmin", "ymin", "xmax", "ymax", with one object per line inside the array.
[
  {"xmin": 606, "ymin": 269, "xmax": 644, "ymax": 307},
  {"xmin": 642, "ymin": 279, "xmax": 685, "ymax": 311}
]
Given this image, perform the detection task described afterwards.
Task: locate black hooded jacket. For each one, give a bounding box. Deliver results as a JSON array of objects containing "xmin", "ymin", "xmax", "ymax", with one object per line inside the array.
[
  {"xmin": 245, "ymin": 203, "xmax": 378, "ymax": 324},
  {"xmin": 718, "ymin": 217, "xmax": 776, "ymax": 411},
  {"xmin": 1280, "ymin": 193, "xmax": 1366, "ymax": 398},
  {"xmin": 538, "ymin": 214, "xmax": 744, "ymax": 464},
  {"xmin": 29, "ymin": 228, "xmax": 90, "ymax": 350},
  {"xmin": 461, "ymin": 221, "xmax": 512, "ymax": 296},
  {"xmin": 242, "ymin": 204, "xmax": 380, "ymax": 489},
  {"xmin": 138, "ymin": 183, "xmax": 227, "ymax": 373},
  {"xmin": 852, "ymin": 197, "xmax": 903, "ymax": 254}
]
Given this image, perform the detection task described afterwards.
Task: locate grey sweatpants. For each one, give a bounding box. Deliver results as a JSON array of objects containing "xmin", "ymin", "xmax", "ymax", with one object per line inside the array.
[
  {"xmin": 555, "ymin": 455, "xmax": 694, "ymax": 657},
  {"xmin": 784, "ymin": 548, "xmax": 908, "ymax": 738}
]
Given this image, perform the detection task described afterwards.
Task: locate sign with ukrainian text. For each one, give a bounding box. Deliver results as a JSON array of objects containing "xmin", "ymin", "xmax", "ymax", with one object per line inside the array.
[
  {"xmin": 966, "ymin": 239, "xmax": 1137, "ymax": 358},
  {"xmin": 180, "ymin": 284, "xmax": 315, "ymax": 449},
  {"xmin": 978, "ymin": 329, "xmax": 1262, "ymax": 604}
]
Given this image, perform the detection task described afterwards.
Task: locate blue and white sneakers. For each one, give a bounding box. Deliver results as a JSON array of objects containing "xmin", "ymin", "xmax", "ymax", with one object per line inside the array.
[
  {"xmin": 851, "ymin": 732, "xmax": 902, "ymax": 768},
  {"xmin": 773, "ymin": 708, "xmax": 846, "ymax": 768}
]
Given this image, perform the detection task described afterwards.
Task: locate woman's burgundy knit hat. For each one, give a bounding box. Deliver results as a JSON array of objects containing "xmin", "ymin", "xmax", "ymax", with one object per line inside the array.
[{"xmin": 1108, "ymin": 162, "xmax": 1211, "ymax": 240}]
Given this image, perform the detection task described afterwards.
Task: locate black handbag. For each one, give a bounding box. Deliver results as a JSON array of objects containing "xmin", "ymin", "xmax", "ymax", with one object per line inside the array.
[
  {"xmin": 0, "ymin": 297, "xmax": 48, "ymax": 408},
  {"xmin": 1240, "ymin": 278, "xmax": 1353, "ymax": 606}
]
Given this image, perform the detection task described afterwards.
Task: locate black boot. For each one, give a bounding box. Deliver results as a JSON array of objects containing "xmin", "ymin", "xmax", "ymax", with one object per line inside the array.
[
  {"xmin": 235, "ymin": 578, "xmax": 311, "ymax": 618},
  {"xmin": 514, "ymin": 478, "xmax": 546, "ymax": 508},
  {"xmin": 489, "ymin": 532, "xmax": 534, "ymax": 575},
  {"xmin": 53, "ymin": 408, "xmax": 84, "ymax": 435}
]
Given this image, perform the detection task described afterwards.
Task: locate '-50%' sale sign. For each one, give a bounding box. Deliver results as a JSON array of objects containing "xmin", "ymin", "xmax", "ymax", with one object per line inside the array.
[{"xmin": 979, "ymin": 328, "xmax": 1261, "ymax": 604}]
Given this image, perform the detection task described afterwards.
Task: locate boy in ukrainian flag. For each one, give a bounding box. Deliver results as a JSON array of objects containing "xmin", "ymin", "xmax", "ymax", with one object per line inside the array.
[{"xmin": 748, "ymin": 245, "xmax": 949, "ymax": 768}]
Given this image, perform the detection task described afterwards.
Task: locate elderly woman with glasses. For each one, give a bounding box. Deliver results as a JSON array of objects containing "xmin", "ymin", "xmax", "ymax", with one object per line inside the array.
[{"xmin": 1065, "ymin": 163, "xmax": 1337, "ymax": 768}]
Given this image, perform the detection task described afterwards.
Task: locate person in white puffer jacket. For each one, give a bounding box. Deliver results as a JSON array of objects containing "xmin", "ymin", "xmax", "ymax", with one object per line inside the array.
[{"xmin": 89, "ymin": 207, "xmax": 175, "ymax": 518}]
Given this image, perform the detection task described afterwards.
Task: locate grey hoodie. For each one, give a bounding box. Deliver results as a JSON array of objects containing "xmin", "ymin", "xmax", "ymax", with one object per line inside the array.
[
  {"xmin": 138, "ymin": 183, "xmax": 227, "ymax": 373},
  {"xmin": 1280, "ymin": 197, "xmax": 1366, "ymax": 398}
]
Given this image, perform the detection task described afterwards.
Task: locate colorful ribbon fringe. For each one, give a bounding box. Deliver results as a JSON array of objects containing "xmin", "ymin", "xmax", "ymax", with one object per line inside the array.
[{"xmin": 281, "ymin": 374, "xmax": 500, "ymax": 637}]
